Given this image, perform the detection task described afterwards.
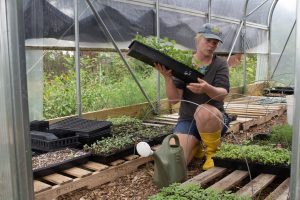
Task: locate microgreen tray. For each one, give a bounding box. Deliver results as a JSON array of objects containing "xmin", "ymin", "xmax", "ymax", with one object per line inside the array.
[
  {"xmin": 213, "ymin": 157, "xmax": 290, "ymax": 177},
  {"xmin": 128, "ymin": 40, "xmax": 204, "ymax": 83}
]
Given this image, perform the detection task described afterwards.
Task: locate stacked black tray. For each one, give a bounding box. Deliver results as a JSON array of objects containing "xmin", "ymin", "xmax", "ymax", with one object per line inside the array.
[
  {"xmin": 128, "ymin": 40, "xmax": 204, "ymax": 83},
  {"xmin": 264, "ymin": 86, "xmax": 294, "ymax": 95},
  {"xmin": 31, "ymin": 131, "xmax": 80, "ymax": 152},
  {"xmin": 50, "ymin": 117, "xmax": 112, "ymax": 145}
]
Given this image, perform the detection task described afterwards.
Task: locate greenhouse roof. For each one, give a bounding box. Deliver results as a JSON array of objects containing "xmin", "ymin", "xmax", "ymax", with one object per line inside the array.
[{"xmin": 23, "ymin": 0, "xmax": 295, "ymax": 53}]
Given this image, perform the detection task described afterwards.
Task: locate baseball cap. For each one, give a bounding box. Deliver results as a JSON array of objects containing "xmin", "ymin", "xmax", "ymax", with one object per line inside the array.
[{"xmin": 198, "ymin": 23, "xmax": 223, "ymax": 43}]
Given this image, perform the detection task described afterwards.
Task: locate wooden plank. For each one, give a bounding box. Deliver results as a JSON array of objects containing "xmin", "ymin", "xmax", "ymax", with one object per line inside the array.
[
  {"xmin": 153, "ymin": 116, "xmax": 178, "ymax": 122},
  {"xmin": 265, "ymin": 178, "xmax": 290, "ymax": 200},
  {"xmin": 143, "ymin": 119, "xmax": 176, "ymax": 125},
  {"xmin": 124, "ymin": 155, "xmax": 139, "ymax": 161},
  {"xmin": 227, "ymin": 121, "xmax": 241, "ymax": 134},
  {"xmin": 236, "ymin": 174, "xmax": 276, "ymax": 197},
  {"xmin": 42, "ymin": 173, "xmax": 72, "ymax": 185},
  {"xmin": 209, "ymin": 170, "xmax": 249, "ymax": 191},
  {"xmin": 110, "ymin": 159, "xmax": 125, "ymax": 166},
  {"xmin": 81, "ymin": 161, "xmax": 108, "ymax": 171},
  {"xmin": 182, "ymin": 167, "xmax": 227, "ymax": 186},
  {"xmin": 35, "ymin": 156, "xmax": 153, "ymax": 200},
  {"xmin": 142, "ymin": 122, "xmax": 164, "ymax": 127},
  {"xmin": 62, "ymin": 167, "xmax": 92, "ymax": 178},
  {"xmin": 160, "ymin": 114, "xmax": 179, "ymax": 119},
  {"xmin": 34, "ymin": 180, "xmax": 52, "ymax": 193}
]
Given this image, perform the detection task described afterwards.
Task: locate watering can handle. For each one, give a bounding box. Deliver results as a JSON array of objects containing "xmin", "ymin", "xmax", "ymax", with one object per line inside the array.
[{"xmin": 162, "ymin": 134, "xmax": 180, "ymax": 148}]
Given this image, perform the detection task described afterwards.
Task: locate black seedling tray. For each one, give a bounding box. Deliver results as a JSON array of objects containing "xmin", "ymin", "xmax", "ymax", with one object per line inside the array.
[
  {"xmin": 128, "ymin": 40, "xmax": 204, "ymax": 83},
  {"xmin": 30, "ymin": 120, "xmax": 49, "ymax": 131},
  {"xmin": 47, "ymin": 129, "xmax": 76, "ymax": 139},
  {"xmin": 264, "ymin": 87, "xmax": 294, "ymax": 95},
  {"xmin": 31, "ymin": 135, "xmax": 80, "ymax": 152},
  {"xmin": 31, "ymin": 131, "xmax": 58, "ymax": 140},
  {"xmin": 78, "ymin": 128, "xmax": 112, "ymax": 146},
  {"xmin": 213, "ymin": 157, "xmax": 290, "ymax": 177},
  {"xmin": 50, "ymin": 117, "xmax": 112, "ymax": 137},
  {"xmin": 90, "ymin": 145, "xmax": 136, "ymax": 164},
  {"xmin": 33, "ymin": 151, "xmax": 91, "ymax": 178}
]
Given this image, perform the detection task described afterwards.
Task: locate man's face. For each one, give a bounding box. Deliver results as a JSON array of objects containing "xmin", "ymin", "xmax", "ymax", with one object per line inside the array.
[{"xmin": 197, "ymin": 37, "xmax": 219, "ymax": 56}]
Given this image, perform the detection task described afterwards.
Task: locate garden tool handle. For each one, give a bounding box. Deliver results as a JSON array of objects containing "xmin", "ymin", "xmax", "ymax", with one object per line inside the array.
[{"xmin": 162, "ymin": 134, "xmax": 180, "ymax": 148}]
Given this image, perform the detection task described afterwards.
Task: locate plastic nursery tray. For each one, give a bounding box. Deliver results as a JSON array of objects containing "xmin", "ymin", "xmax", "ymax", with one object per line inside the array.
[
  {"xmin": 90, "ymin": 145, "xmax": 137, "ymax": 164},
  {"xmin": 33, "ymin": 150, "xmax": 91, "ymax": 178},
  {"xmin": 128, "ymin": 40, "xmax": 204, "ymax": 83},
  {"xmin": 264, "ymin": 86, "xmax": 294, "ymax": 95},
  {"xmin": 30, "ymin": 120, "xmax": 49, "ymax": 131},
  {"xmin": 31, "ymin": 133, "xmax": 80, "ymax": 152},
  {"xmin": 213, "ymin": 157, "xmax": 290, "ymax": 177},
  {"xmin": 50, "ymin": 117, "xmax": 112, "ymax": 138},
  {"xmin": 78, "ymin": 128, "xmax": 112, "ymax": 146}
]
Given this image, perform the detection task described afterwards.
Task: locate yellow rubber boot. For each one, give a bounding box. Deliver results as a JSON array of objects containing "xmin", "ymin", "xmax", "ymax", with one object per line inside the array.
[
  {"xmin": 192, "ymin": 145, "xmax": 205, "ymax": 159},
  {"xmin": 200, "ymin": 130, "xmax": 221, "ymax": 170}
]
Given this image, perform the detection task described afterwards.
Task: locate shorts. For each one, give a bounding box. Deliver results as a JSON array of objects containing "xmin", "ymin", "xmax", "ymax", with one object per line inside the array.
[{"xmin": 173, "ymin": 112, "xmax": 231, "ymax": 141}]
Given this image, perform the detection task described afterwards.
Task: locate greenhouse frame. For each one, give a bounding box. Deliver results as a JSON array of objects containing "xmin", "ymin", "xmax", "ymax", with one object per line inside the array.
[{"xmin": 1, "ymin": 0, "xmax": 300, "ymax": 199}]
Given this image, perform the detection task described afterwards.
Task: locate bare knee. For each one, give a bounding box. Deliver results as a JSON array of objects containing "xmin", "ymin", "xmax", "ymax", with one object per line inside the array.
[{"xmin": 194, "ymin": 104, "xmax": 223, "ymax": 132}]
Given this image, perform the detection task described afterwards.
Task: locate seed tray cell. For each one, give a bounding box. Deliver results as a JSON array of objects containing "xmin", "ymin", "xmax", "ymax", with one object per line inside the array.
[{"xmin": 127, "ymin": 40, "xmax": 204, "ymax": 83}]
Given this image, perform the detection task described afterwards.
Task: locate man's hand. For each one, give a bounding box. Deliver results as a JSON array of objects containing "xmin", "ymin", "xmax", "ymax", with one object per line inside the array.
[
  {"xmin": 154, "ymin": 63, "xmax": 172, "ymax": 80},
  {"xmin": 187, "ymin": 78, "xmax": 208, "ymax": 94}
]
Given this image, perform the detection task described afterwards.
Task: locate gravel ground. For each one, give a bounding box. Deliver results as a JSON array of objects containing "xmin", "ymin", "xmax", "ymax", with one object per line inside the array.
[{"xmin": 58, "ymin": 112, "xmax": 288, "ymax": 200}]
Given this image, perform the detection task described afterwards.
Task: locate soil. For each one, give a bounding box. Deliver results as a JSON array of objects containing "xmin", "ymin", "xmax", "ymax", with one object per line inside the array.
[
  {"xmin": 58, "ymin": 112, "xmax": 288, "ymax": 200},
  {"xmin": 32, "ymin": 148, "xmax": 88, "ymax": 170}
]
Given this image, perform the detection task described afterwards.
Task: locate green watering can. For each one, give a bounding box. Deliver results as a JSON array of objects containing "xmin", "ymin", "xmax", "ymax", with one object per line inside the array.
[{"xmin": 136, "ymin": 134, "xmax": 187, "ymax": 188}]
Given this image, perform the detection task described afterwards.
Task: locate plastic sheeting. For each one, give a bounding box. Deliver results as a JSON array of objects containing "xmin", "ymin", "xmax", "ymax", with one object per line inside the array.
[{"xmin": 24, "ymin": 0, "xmax": 276, "ymax": 53}]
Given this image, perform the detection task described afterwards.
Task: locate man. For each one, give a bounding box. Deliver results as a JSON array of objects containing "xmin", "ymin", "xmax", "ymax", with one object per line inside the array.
[{"xmin": 154, "ymin": 23, "xmax": 230, "ymax": 170}]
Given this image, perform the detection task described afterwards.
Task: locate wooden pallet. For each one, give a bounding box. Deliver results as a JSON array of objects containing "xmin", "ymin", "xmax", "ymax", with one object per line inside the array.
[
  {"xmin": 34, "ymin": 155, "xmax": 153, "ymax": 200},
  {"xmin": 182, "ymin": 167, "xmax": 290, "ymax": 200},
  {"xmin": 144, "ymin": 96, "xmax": 286, "ymax": 134}
]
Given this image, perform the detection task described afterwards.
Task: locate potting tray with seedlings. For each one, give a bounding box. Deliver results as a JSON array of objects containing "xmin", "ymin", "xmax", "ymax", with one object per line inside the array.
[
  {"xmin": 32, "ymin": 148, "xmax": 90, "ymax": 178},
  {"xmin": 128, "ymin": 35, "xmax": 204, "ymax": 83},
  {"xmin": 213, "ymin": 143, "xmax": 291, "ymax": 176},
  {"xmin": 109, "ymin": 116, "xmax": 172, "ymax": 145},
  {"xmin": 83, "ymin": 116, "xmax": 172, "ymax": 164},
  {"xmin": 149, "ymin": 183, "xmax": 251, "ymax": 200},
  {"xmin": 30, "ymin": 130, "xmax": 80, "ymax": 152},
  {"xmin": 50, "ymin": 117, "xmax": 112, "ymax": 145}
]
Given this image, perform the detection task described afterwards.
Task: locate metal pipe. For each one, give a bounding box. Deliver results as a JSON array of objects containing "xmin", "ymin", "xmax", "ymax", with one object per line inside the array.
[
  {"xmin": 242, "ymin": 0, "xmax": 249, "ymax": 93},
  {"xmin": 267, "ymin": 0, "xmax": 279, "ymax": 81},
  {"xmin": 227, "ymin": 21, "xmax": 244, "ymax": 62},
  {"xmin": 75, "ymin": 0, "xmax": 82, "ymax": 117},
  {"xmin": 270, "ymin": 20, "xmax": 296, "ymax": 79},
  {"xmin": 208, "ymin": 0, "xmax": 212, "ymax": 23},
  {"xmin": 156, "ymin": 0, "xmax": 160, "ymax": 114},
  {"xmin": 246, "ymin": 0, "xmax": 269, "ymax": 17},
  {"xmin": 290, "ymin": 1, "xmax": 300, "ymax": 198},
  {"xmin": 0, "ymin": 0, "xmax": 33, "ymax": 199},
  {"xmin": 85, "ymin": 0, "xmax": 157, "ymax": 113}
]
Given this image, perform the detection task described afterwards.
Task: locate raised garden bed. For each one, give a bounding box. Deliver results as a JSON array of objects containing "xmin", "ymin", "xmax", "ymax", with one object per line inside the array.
[
  {"xmin": 128, "ymin": 40, "xmax": 204, "ymax": 83},
  {"xmin": 32, "ymin": 148, "xmax": 90, "ymax": 178},
  {"xmin": 214, "ymin": 143, "xmax": 290, "ymax": 176}
]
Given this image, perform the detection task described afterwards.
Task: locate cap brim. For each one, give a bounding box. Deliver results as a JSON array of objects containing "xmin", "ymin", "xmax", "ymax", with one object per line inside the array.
[{"xmin": 202, "ymin": 33, "xmax": 223, "ymax": 43}]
